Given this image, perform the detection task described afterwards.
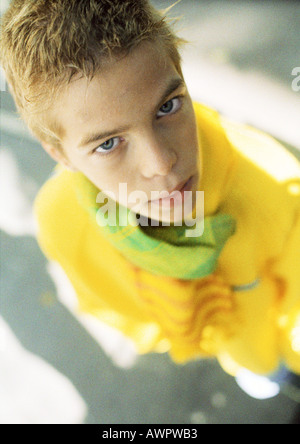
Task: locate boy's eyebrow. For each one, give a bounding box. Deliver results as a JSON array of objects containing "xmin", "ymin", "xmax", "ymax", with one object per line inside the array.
[{"xmin": 78, "ymin": 77, "xmax": 185, "ymax": 149}]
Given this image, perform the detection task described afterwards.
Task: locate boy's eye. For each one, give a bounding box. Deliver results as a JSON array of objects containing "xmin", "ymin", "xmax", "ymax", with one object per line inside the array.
[
  {"xmin": 94, "ymin": 137, "xmax": 121, "ymax": 155},
  {"xmin": 157, "ymin": 97, "xmax": 181, "ymax": 117}
]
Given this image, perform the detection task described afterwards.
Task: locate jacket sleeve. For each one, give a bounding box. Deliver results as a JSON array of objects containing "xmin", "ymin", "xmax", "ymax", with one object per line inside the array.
[
  {"xmin": 33, "ymin": 168, "xmax": 165, "ymax": 355},
  {"xmin": 272, "ymin": 181, "xmax": 300, "ymax": 373},
  {"xmin": 217, "ymin": 119, "xmax": 300, "ymax": 375}
]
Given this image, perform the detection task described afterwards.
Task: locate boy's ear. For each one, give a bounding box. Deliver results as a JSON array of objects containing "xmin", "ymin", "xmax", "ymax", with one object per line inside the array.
[{"xmin": 41, "ymin": 142, "xmax": 77, "ymax": 172}]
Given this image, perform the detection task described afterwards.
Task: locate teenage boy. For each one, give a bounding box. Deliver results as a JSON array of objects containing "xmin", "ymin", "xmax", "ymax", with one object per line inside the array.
[{"xmin": 1, "ymin": 0, "xmax": 299, "ymax": 378}]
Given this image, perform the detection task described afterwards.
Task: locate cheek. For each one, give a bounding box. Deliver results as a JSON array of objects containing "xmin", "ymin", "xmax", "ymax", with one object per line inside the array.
[
  {"xmin": 83, "ymin": 164, "xmax": 131, "ymax": 203},
  {"xmin": 174, "ymin": 110, "xmax": 198, "ymax": 154}
]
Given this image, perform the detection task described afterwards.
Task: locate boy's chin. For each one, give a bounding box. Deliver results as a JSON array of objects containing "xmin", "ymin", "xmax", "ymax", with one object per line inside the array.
[
  {"xmin": 130, "ymin": 192, "xmax": 199, "ymax": 227},
  {"xmin": 133, "ymin": 207, "xmax": 190, "ymax": 227}
]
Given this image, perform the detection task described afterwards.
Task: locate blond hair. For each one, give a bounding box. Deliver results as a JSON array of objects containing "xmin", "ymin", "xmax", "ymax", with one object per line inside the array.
[{"xmin": 0, "ymin": 0, "xmax": 184, "ymax": 146}]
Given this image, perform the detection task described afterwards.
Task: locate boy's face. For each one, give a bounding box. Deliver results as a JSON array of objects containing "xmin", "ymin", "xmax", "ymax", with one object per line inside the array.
[{"xmin": 46, "ymin": 42, "xmax": 201, "ymax": 224}]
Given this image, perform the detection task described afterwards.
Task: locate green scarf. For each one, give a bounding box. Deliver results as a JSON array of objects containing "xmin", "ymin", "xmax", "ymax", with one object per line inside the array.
[{"xmin": 74, "ymin": 173, "xmax": 236, "ymax": 280}]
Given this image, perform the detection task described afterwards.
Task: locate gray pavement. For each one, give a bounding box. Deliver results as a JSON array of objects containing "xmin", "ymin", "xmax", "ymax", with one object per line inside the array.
[{"xmin": 1, "ymin": 0, "xmax": 300, "ymax": 424}]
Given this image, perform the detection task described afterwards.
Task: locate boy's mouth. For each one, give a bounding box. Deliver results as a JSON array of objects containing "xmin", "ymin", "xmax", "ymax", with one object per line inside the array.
[
  {"xmin": 169, "ymin": 177, "xmax": 192, "ymax": 195},
  {"xmin": 149, "ymin": 175, "xmax": 195, "ymax": 207}
]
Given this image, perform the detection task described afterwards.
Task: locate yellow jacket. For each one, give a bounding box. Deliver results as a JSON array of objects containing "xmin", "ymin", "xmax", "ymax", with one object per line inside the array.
[{"xmin": 34, "ymin": 103, "xmax": 300, "ymax": 376}]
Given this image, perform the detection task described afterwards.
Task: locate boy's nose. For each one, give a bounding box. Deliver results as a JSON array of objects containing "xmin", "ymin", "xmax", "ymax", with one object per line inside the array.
[{"xmin": 139, "ymin": 136, "xmax": 178, "ymax": 179}]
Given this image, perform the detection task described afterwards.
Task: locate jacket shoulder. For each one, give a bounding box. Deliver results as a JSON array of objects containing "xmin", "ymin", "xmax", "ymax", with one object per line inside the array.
[
  {"xmin": 220, "ymin": 117, "xmax": 300, "ymax": 184},
  {"xmin": 34, "ymin": 168, "xmax": 87, "ymax": 260}
]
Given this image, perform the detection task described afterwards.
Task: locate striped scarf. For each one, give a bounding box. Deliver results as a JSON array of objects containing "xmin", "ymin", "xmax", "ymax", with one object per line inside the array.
[{"xmin": 74, "ymin": 172, "xmax": 236, "ymax": 280}]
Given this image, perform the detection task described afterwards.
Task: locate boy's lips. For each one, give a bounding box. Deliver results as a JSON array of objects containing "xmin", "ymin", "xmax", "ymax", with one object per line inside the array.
[
  {"xmin": 169, "ymin": 177, "xmax": 191, "ymax": 195},
  {"xmin": 149, "ymin": 175, "xmax": 195, "ymax": 206}
]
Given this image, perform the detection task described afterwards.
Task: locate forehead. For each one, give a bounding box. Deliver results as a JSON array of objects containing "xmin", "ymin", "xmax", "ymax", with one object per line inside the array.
[{"xmin": 56, "ymin": 42, "xmax": 181, "ymax": 138}]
